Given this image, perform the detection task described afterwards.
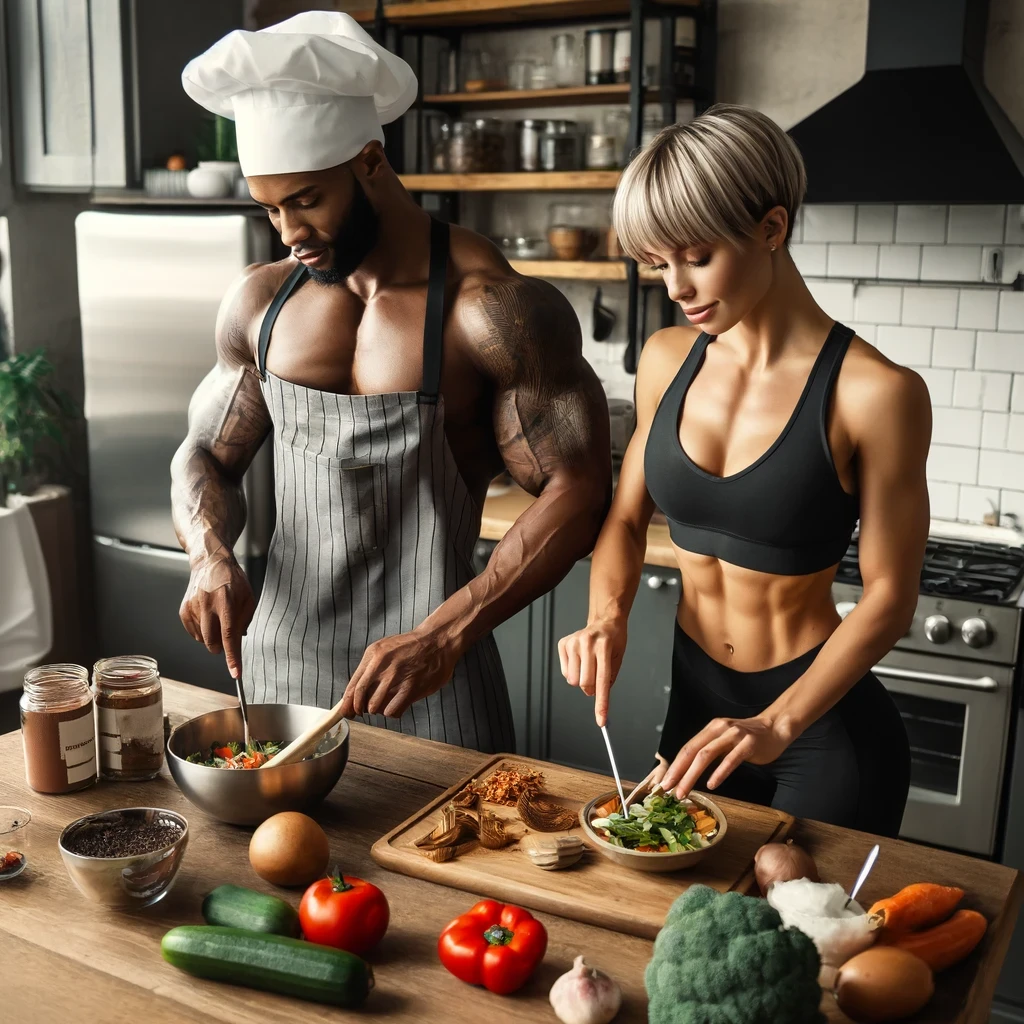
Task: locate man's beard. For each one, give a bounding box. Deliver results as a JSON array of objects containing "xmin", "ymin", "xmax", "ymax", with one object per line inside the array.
[{"xmin": 306, "ymin": 178, "xmax": 380, "ymax": 286}]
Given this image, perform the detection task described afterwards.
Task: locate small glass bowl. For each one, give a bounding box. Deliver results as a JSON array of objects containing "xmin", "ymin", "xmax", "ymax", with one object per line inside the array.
[{"xmin": 0, "ymin": 807, "xmax": 32, "ymax": 881}]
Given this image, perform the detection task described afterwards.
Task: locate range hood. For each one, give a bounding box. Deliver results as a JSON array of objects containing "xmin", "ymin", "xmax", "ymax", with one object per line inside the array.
[{"xmin": 788, "ymin": 0, "xmax": 1024, "ymax": 204}]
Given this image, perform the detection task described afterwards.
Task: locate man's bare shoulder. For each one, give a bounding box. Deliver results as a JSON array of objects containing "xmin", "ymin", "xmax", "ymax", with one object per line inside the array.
[{"xmin": 215, "ymin": 258, "xmax": 298, "ymax": 367}]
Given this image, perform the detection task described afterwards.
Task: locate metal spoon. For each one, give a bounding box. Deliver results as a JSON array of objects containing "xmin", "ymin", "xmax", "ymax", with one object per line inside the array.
[
  {"xmin": 600, "ymin": 725, "xmax": 629, "ymax": 815},
  {"xmin": 234, "ymin": 674, "xmax": 251, "ymax": 751},
  {"xmin": 844, "ymin": 843, "xmax": 880, "ymax": 910}
]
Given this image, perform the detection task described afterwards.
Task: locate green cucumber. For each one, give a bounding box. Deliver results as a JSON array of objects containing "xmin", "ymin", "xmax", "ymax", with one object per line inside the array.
[
  {"xmin": 201, "ymin": 884, "xmax": 301, "ymax": 937},
  {"xmin": 161, "ymin": 926, "xmax": 373, "ymax": 1007}
]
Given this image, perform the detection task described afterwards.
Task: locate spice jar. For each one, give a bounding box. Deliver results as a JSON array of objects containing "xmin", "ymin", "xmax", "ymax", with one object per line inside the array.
[
  {"xmin": 539, "ymin": 120, "xmax": 581, "ymax": 172},
  {"xmin": 94, "ymin": 656, "xmax": 164, "ymax": 781},
  {"xmin": 20, "ymin": 664, "xmax": 97, "ymax": 794},
  {"xmin": 449, "ymin": 119, "xmax": 506, "ymax": 173}
]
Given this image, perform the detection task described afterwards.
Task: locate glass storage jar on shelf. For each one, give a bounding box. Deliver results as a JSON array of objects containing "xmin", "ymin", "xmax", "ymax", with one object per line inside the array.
[
  {"xmin": 539, "ymin": 120, "xmax": 581, "ymax": 172},
  {"xmin": 448, "ymin": 119, "xmax": 507, "ymax": 173},
  {"xmin": 547, "ymin": 202, "xmax": 601, "ymax": 261},
  {"xmin": 551, "ymin": 33, "xmax": 579, "ymax": 88}
]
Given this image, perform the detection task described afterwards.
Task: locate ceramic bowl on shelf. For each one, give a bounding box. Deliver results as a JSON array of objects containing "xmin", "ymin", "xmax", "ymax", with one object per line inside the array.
[
  {"xmin": 496, "ymin": 236, "xmax": 548, "ymax": 260},
  {"xmin": 579, "ymin": 789, "xmax": 728, "ymax": 874}
]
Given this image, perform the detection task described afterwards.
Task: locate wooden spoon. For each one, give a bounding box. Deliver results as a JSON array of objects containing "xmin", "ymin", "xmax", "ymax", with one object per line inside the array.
[{"xmin": 261, "ymin": 696, "xmax": 345, "ymax": 768}]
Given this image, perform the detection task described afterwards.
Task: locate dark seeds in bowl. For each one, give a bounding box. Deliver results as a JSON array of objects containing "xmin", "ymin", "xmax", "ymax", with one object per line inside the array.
[{"xmin": 64, "ymin": 820, "xmax": 184, "ymax": 858}]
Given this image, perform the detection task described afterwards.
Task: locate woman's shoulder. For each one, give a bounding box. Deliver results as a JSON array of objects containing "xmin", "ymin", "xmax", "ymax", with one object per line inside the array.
[{"xmin": 634, "ymin": 325, "xmax": 703, "ymax": 420}]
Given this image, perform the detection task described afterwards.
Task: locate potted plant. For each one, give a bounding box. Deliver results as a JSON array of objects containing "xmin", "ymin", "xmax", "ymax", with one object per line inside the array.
[
  {"xmin": 188, "ymin": 115, "xmax": 243, "ymax": 199},
  {"xmin": 0, "ymin": 349, "xmax": 80, "ymax": 663}
]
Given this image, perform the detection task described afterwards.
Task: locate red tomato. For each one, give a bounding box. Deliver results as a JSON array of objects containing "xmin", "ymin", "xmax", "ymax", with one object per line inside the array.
[{"xmin": 299, "ymin": 872, "xmax": 390, "ymax": 955}]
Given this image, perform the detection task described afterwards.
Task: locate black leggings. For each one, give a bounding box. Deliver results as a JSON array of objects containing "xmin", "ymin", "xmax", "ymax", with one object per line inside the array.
[{"xmin": 658, "ymin": 623, "xmax": 910, "ymax": 838}]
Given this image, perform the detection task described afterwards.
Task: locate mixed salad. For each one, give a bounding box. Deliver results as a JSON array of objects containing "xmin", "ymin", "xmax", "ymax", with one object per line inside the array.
[
  {"xmin": 185, "ymin": 739, "xmax": 284, "ymax": 769},
  {"xmin": 590, "ymin": 791, "xmax": 718, "ymax": 853}
]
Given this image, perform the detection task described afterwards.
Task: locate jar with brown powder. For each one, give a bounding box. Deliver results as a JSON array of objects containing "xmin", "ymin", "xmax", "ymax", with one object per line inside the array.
[
  {"xmin": 93, "ymin": 656, "xmax": 164, "ymax": 781},
  {"xmin": 20, "ymin": 664, "xmax": 97, "ymax": 794}
]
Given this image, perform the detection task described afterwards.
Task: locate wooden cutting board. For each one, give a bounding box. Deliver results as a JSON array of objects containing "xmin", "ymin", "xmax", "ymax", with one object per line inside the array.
[{"xmin": 371, "ymin": 754, "xmax": 794, "ymax": 939}]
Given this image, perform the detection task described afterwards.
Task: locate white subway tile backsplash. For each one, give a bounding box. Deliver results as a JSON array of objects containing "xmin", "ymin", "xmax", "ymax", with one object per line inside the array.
[
  {"xmin": 1012, "ymin": 375, "xmax": 1024, "ymax": 412},
  {"xmin": 957, "ymin": 289, "xmax": 998, "ymax": 330},
  {"xmin": 901, "ymin": 287, "xmax": 959, "ymax": 328},
  {"xmin": 928, "ymin": 480, "xmax": 961, "ymax": 520},
  {"xmin": 802, "ymin": 205, "xmax": 856, "ymax": 243},
  {"xmin": 953, "ymin": 370, "xmax": 1013, "ymax": 410},
  {"xmin": 979, "ymin": 449, "xmax": 1024, "ymax": 488},
  {"xmin": 1001, "ymin": 489, "xmax": 1024, "ymax": 521},
  {"xmin": 855, "ymin": 205, "xmax": 895, "ymax": 244},
  {"xmin": 877, "ymin": 325, "xmax": 932, "ymax": 365},
  {"xmin": 928, "ymin": 444, "xmax": 978, "ymax": 484},
  {"xmin": 1005, "ymin": 205, "xmax": 1024, "ymax": 245},
  {"xmin": 918, "ymin": 368, "xmax": 955, "ymax": 406},
  {"xmin": 828, "ymin": 244, "xmax": 879, "ymax": 278},
  {"xmin": 878, "ymin": 244, "xmax": 922, "ymax": 279},
  {"xmin": 920, "ymin": 245, "xmax": 982, "ymax": 283},
  {"xmin": 997, "ymin": 292, "xmax": 1024, "ymax": 332},
  {"xmin": 947, "ymin": 205, "xmax": 1006, "ymax": 244},
  {"xmin": 976, "ymin": 332, "xmax": 1024, "ymax": 373},
  {"xmin": 932, "ymin": 408, "xmax": 982, "ymax": 446},
  {"xmin": 931, "ymin": 328, "xmax": 975, "ymax": 369},
  {"xmin": 848, "ymin": 322, "xmax": 877, "ymax": 344},
  {"xmin": 790, "ymin": 243, "xmax": 828, "ymax": 277},
  {"xmin": 806, "ymin": 279, "xmax": 855, "ymax": 320},
  {"xmin": 982, "ymin": 412, "xmax": 1010, "ymax": 449},
  {"xmin": 896, "ymin": 205, "xmax": 948, "ymax": 244},
  {"xmin": 790, "ymin": 207, "xmax": 804, "ymax": 244},
  {"xmin": 958, "ymin": 485, "xmax": 1001, "ymax": 523},
  {"xmin": 1008, "ymin": 414, "xmax": 1024, "ymax": 452},
  {"xmin": 853, "ymin": 285, "xmax": 902, "ymax": 324}
]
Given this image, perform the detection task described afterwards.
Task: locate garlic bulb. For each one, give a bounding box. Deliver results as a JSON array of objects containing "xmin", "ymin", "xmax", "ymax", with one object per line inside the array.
[
  {"xmin": 767, "ymin": 878, "xmax": 879, "ymax": 986},
  {"xmin": 549, "ymin": 956, "xmax": 622, "ymax": 1024}
]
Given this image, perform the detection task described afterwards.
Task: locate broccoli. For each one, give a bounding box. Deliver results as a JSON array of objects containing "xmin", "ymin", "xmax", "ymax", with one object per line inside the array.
[{"xmin": 646, "ymin": 885, "xmax": 825, "ymax": 1024}]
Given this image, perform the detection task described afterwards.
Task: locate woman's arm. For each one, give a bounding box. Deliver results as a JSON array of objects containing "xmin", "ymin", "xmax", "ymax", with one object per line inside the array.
[
  {"xmin": 660, "ymin": 359, "xmax": 932, "ymax": 797},
  {"xmin": 559, "ymin": 328, "xmax": 697, "ymax": 726}
]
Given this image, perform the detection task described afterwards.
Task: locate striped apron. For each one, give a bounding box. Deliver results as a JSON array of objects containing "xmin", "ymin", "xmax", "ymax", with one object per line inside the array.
[{"xmin": 241, "ymin": 219, "xmax": 515, "ymax": 753}]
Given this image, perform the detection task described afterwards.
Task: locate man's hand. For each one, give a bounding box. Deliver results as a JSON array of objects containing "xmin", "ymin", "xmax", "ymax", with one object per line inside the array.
[
  {"xmin": 338, "ymin": 628, "xmax": 461, "ymax": 720},
  {"xmin": 179, "ymin": 556, "xmax": 256, "ymax": 678}
]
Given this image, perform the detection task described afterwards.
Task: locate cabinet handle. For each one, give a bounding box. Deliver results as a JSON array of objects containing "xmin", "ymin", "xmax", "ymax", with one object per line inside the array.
[{"xmin": 646, "ymin": 575, "xmax": 679, "ymax": 590}]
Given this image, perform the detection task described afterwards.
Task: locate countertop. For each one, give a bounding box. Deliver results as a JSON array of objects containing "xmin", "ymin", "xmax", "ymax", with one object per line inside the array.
[
  {"xmin": 1, "ymin": 679, "xmax": 1021, "ymax": 1023},
  {"xmin": 481, "ymin": 483, "xmax": 678, "ymax": 569}
]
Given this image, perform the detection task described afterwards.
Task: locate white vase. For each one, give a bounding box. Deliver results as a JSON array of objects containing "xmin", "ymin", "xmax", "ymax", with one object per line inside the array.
[
  {"xmin": 187, "ymin": 166, "xmax": 231, "ymax": 199},
  {"xmin": 202, "ymin": 160, "xmax": 242, "ymax": 186}
]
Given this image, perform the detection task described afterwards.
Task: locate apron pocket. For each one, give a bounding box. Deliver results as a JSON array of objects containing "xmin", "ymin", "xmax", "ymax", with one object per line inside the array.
[{"xmin": 301, "ymin": 453, "xmax": 389, "ymax": 552}]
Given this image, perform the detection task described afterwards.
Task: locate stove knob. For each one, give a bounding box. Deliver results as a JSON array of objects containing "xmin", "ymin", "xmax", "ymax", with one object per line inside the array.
[
  {"xmin": 924, "ymin": 614, "xmax": 952, "ymax": 644},
  {"xmin": 961, "ymin": 617, "xmax": 993, "ymax": 649},
  {"xmin": 836, "ymin": 601, "xmax": 857, "ymax": 620}
]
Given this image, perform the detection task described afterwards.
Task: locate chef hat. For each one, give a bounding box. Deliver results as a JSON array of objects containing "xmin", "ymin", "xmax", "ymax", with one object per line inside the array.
[{"xmin": 181, "ymin": 12, "xmax": 417, "ymax": 177}]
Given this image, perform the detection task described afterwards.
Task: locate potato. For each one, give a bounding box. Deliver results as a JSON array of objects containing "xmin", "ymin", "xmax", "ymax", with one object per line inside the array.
[
  {"xmin": 834, "ymin": 946, "xmax": 934, "ymax": 1022},
  {"xmin": 248, "ymin": 811, "xmax": 330, "ymax": 887}
]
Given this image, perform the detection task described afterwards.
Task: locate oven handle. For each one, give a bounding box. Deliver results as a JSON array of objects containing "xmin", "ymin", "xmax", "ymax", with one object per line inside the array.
[{"xmin": 873, "ymin": 665, "xmax": 999, "ymax": 693}]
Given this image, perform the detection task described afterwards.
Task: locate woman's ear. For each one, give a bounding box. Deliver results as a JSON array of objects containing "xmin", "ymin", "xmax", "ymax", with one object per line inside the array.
[{"xmin": 762, "ymin": 206, "xmax": 789, "ymax": 251}]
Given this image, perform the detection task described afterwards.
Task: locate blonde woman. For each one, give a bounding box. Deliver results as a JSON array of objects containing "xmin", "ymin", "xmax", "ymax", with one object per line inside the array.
[{"xmin": 558, "ymin": 105, "xmax": 930, "ymax": 836}]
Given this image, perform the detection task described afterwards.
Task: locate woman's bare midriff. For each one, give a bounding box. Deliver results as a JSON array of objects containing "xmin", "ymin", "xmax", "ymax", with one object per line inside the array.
[{"xmin": 673, "ymin": 544, "xmax": 842, "ymax": 671}]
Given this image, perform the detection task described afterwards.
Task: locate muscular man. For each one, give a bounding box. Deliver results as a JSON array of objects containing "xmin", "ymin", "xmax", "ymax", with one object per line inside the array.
[{"xmin": 172, "ymin": 12, "xmax": 610, "ymax": 751}]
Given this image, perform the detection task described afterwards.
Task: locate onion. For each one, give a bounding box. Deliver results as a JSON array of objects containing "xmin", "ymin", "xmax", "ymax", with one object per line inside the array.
[{"xmin": 754, "ymin": 839, "xmax": 819, "ymax": 895}]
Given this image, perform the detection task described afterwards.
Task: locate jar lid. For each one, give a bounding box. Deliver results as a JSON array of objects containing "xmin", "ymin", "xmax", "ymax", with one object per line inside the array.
[
  {"xmin": 543, "ymin": 120, "xmax": 578, "ymax": 133},
  {"xmin": 93, "ymin": 655, "xmax": 159, "ymax": 688}
]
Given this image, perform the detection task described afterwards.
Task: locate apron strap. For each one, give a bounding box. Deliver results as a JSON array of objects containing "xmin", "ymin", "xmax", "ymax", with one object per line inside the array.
[
  {"xmin": 257, "ymin": 262, "xmax": 308, "ymax": 379},
  {"xmin": 419, "ymin": 217, "xmax": 450, "ymax": 404}
]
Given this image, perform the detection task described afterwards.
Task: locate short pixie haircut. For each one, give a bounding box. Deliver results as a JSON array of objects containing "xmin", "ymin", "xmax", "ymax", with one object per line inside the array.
[{"xmin": 612, "ymin": 104, "xmax": 807, "ymax": 264}]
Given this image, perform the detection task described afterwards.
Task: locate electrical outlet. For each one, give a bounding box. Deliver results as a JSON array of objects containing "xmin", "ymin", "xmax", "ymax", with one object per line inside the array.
[{"xmin": 981, "ymin": 246, "xmax": 1004, "ymax": 283}]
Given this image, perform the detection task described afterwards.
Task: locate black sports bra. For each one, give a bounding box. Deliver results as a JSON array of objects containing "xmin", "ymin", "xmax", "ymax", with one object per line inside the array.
[{"xmin": 644, "ymin": 322, "xmax": 859, "ymax": 576}]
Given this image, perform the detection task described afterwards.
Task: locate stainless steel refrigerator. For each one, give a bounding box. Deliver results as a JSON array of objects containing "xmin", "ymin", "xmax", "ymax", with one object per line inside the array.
[{"xmin": 77, "ymin": 209, "xmax": 274, "ymax": 694}]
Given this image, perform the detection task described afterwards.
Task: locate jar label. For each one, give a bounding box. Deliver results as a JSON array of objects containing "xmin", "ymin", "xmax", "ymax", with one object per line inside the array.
[
  {"xmin": 97, "ymin": 702, "xmax": 163, "ymax": 769},
  {"xmin": 59, "ymin": 712, "xmax": 97, "ymax": 784}
]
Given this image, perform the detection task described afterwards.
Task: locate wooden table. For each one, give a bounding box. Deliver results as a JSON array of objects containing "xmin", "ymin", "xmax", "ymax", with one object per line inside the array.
[{"xmin": 1, "ymin": 680, "xmax": 1021, "ymax": 1023}]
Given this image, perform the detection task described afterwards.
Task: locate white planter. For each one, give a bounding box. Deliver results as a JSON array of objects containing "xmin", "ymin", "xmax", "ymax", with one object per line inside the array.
[{"xmin": 187, "ymin": 161, "xmax": 241, "ymax": 199}]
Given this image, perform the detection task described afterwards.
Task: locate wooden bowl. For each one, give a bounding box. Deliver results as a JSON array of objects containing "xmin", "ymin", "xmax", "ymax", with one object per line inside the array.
[{"xmin": 579, "ymin": 789, "xmax": 728, "ymax": 874}]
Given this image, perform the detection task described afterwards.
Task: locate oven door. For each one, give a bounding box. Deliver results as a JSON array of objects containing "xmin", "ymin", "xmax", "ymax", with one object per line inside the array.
[{"xmin": 873, "ymin": 647, "xmax": 1014, "ymax": 856}]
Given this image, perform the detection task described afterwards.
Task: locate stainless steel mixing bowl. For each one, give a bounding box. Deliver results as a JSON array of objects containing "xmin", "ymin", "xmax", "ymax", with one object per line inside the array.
[
  {"xmin": 58, "ymin": 807, "xmax": 189, "ymax": 909},
  {"xmin": 166, "ymin": 704, "xmax": 349, "ymax": 826}
]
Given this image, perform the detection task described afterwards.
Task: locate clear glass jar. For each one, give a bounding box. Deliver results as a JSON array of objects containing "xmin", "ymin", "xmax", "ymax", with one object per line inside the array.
[
  {"xmin": 449, "ymin": 119, "xmax": 506, "ymax": 173},
  {"xmin": 430, "ymin": 119, "xmax": 451, "ymax": 173},
  {"xmin": 93, "ymin": 656, "xmax": 163, "ymax": 782},
  {"xmin": 551, "ymin": 33, "xmax": 579, "ymax": 88},
  {"xmin": 539, "ymin": 120, "xmax": 581, "ymax": 171},
  {"xmin": 20, "ymin": 664, "xmax": 97, "ymax": 794}
]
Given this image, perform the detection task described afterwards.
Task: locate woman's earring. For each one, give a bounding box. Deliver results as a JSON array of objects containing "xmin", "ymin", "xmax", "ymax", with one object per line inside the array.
[{"xmin": 770, "ymin": 244, "xmax": 777, "ymax": 252}]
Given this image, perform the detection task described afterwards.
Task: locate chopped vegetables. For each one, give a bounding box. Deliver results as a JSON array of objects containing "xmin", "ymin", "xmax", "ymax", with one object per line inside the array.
[
  {"xmin": 473, "ymin": 764, "xmax": 545, "ymax": 806},
  {"xmin": 185, "ymin": 738, "xmax": 284, "ymax": 769},
  {"xmin": 0, "ymin": 850, "xmax": 26, "ymax": 878},
  {"xmin": 590, "ymin": 792, "xmax": 714, "ymax": 853}
]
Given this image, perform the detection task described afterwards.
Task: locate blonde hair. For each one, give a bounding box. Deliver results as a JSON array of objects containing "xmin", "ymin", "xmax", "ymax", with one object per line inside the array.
[{"xmin": 612, "ymin": 104, "xmax": 806, "ymax": 263}]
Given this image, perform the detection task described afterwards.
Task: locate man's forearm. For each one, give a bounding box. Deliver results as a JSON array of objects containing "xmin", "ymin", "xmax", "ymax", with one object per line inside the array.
[
  {"xmin": 170, "ymin": 444, "xmax": 247, "ymax": 570},
  {"xmin": 418, "ymin": 478, "xmax": 610, "ymax": 653}
]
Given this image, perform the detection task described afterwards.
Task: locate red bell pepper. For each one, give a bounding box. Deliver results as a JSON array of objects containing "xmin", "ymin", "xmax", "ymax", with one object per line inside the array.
[{"xmin": 438, "ymin": 900, "xmax": 548, "ymax": 995}]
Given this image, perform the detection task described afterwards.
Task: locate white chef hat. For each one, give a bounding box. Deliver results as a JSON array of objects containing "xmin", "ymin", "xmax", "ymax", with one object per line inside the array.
[{"xmin": 181, "ymin": 12, "xmax": 417, "ymax": 177}]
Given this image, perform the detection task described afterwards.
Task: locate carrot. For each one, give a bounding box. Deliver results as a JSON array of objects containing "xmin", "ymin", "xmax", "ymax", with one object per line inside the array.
[
  {"xmin": 869, "ymin": 883, "xmax": 964, "ymax": 933},
  {"xmin": 880, "ymin": 909, "xmax": 987, "ymax": 971}
]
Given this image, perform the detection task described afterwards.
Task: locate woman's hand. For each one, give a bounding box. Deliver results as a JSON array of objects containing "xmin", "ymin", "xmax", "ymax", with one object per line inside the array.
[
  {"xmin": 660, "ymin": 715, "xmax": 794, "ymax": 798},
  {"xmin": 557, "ymin": 619, "xmax": 627, "ymax": 727}
]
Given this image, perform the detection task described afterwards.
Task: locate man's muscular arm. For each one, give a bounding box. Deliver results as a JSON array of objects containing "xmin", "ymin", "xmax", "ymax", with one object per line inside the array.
[
  {"xmin": 341, "ymin": 274, "xmax": 611, "ymax": 718},
  {"xmin": 170, "ymin": 266, "xmax": 275, "ymax": 675}
]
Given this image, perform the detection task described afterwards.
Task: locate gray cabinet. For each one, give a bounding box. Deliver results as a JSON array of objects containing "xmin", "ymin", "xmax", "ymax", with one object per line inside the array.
[{"xmin": 8, "ymin": 0, "xmax": 128, "ymax": 189}]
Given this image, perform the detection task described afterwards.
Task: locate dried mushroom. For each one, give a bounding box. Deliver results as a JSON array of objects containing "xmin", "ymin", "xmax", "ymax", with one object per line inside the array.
[
  {"xmin": 517, "ymin": 792, "xmax": 579, "ymax": 833},
  {"xmin": 479, "ymin": 811, "xmax": 519, "ymax": 850}
]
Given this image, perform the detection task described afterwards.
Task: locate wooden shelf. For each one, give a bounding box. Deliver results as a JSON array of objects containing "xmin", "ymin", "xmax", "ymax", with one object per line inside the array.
[
  {"xmin": 400, "ymin": 170, "xmax": 620, "ymax": 190},
  {"xmin": 510, "ymin": 259, "xmax": 663, "ymax": 281},
  {"xmin": 423, "ymin": 84, "xmax": 642, "ymax": 109},
  {"xmin": 349, "ymin": 0, "xmax": 697, "ymax": 27}
]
